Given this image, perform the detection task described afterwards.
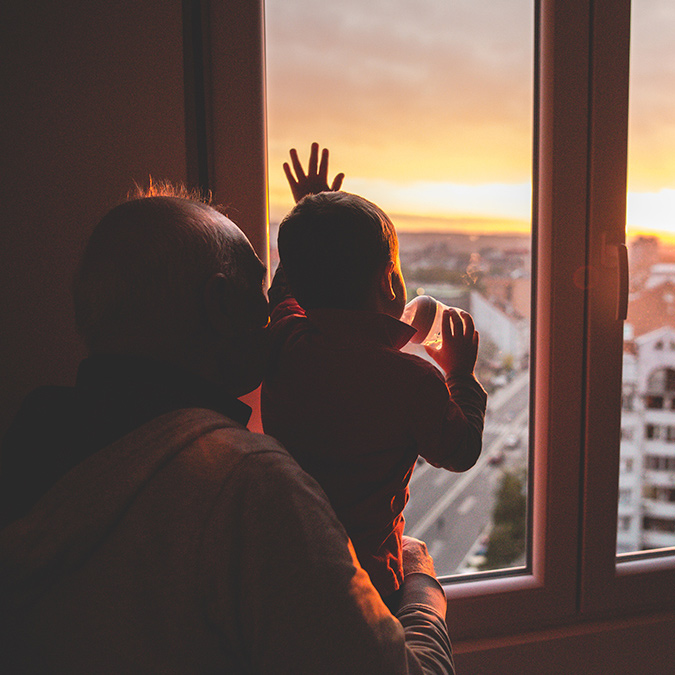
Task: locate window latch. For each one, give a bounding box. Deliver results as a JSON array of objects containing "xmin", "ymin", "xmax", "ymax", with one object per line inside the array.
[{"xmin": 601, "ymin": 234, "xmax": 629, "ymax": 322}]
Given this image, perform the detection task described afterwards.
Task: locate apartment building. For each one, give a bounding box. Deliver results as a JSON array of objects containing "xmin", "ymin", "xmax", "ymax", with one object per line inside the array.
[{"xmin": 620, "ymin": 325, "xmax": 675, "ymax": 552}]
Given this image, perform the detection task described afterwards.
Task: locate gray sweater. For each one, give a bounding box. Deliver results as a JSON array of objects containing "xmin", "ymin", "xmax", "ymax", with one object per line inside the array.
[{"xmin": 0, "ymin": 408, "xmax": 454, "ymax": 674}]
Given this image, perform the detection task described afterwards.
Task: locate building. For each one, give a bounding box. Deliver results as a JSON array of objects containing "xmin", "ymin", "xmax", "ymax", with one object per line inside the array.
[
  {"xmin": 619, "ymin": 326, "xmax": 675, "ymax": 552},
  {"xmin": 470, "ymin": 288, "xmax": 530, "ymax": 370}
]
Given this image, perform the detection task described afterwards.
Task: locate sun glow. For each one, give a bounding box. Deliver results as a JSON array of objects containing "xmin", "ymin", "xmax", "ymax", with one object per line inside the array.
[
  {"xmin": 266, "ymin": 0, "xmax": 675, "ymax": 243},
  {"xmin": 626, "ymin": 189, "xmax": 675, "ymax": 242}
]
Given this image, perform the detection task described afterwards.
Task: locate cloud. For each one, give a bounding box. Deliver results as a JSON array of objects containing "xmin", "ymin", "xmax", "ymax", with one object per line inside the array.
[
  {"xmin": 266, "ymin": 0, "xmax": 534, "ymax": 190},
  {"xmin": 266, "ymin": 0, "xmax": 675, "ymax": 237}
]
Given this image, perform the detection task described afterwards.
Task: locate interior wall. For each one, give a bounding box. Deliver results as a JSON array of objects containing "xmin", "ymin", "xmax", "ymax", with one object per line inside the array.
[
  {"xmin": 454, "ymin": 609, "xmax": 675, "ymax": 675},
  {"xmin": 0, "ymin": 2, "xmax": 188, "ymax": 438}
]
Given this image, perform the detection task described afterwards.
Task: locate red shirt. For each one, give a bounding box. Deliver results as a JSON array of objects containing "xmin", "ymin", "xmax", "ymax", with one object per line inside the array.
[{"xmin": 261, "ymin": 296, "xmax": 487, "ymax": 597}]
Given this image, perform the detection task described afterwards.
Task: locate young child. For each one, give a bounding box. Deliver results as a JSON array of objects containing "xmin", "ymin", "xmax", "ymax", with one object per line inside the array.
[{"xmin": 262, "ymin": 144, "xmax": 487, "ymax": 604}]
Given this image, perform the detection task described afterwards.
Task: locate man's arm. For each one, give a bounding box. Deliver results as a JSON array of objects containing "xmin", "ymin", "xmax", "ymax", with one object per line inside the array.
[
  {"xmin": 205, "ymin": 446, "xmax": 455, "ymax": 675},
  {"xmin": 398, "ymin": 537, "xmax": 455, "ymax": 673}
]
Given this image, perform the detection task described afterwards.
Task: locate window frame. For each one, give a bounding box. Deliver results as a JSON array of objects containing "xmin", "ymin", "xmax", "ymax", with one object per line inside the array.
[
  {"xmin": 441, "ymin": 0, "xmax": 592, "ymax": 638},
  {"xmin": 581, "ymin": 0, "xmax": 675, "ymax": 617},
  {"xmin": 204, "ymin": 0, "xmax": 675, "ymax": 641}
]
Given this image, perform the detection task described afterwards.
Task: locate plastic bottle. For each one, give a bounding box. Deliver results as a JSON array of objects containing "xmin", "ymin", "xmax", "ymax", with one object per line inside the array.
[{"xmin": 401, "ymin": 295, "xmax": 451, "ymax": 350}]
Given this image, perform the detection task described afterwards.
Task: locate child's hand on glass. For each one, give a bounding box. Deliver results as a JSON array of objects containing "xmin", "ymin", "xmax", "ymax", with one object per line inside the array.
[
  {"xmin": 284, "ymin": 142, "xmax": 344, "ymax": 203},
  {"xmin": 425, "ymin": 308, "xmax": 479, "ymax": 379}
]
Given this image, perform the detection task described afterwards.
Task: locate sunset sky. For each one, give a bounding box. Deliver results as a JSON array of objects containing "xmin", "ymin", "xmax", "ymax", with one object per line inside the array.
[{"xmin": 265, "ymin": 0, "xmax": 675, "ymax": 239}]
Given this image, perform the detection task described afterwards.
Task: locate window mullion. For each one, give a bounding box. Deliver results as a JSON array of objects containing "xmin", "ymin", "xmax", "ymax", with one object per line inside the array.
[
  {"xmin": 532, "ymin": 0, "xmax": 591, "ymax": 613},
  {"xmin": 443, "ymin": 0, "xmax": 593, "ymax": 639}
]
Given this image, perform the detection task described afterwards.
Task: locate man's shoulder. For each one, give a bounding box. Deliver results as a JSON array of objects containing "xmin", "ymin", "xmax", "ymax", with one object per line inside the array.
[
  {"xmin": 163, "ymin": 408, "xmax": 297, "ymax": 474},
  {"xmin": 171, "ymin": 410, "xmax": 331, "ymax": 517},
  {"xmin": 157, "ymin": 408, "xmax": 286, "ymax": 452}
]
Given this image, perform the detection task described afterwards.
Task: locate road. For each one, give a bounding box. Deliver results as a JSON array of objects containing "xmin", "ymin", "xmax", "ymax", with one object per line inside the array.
[{"xmin": 404, "ymin": 371, "xmax": 530, "ymax": 576}]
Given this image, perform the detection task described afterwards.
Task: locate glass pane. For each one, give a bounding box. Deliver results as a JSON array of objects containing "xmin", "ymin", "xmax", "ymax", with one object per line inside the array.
[
  {"xmin": 620, "ymin": 1, "xmax": 675, "ymax": 555},
  {"xmin": 266, "ymin": 0, "xmax": 533, "ymax": 576}
]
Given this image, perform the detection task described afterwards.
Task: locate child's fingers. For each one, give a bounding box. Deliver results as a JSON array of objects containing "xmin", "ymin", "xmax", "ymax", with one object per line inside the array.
[
  {"xmin": 308, "ymin": 142, "xmax": 319, "ymax": 177},
  {"xmin": 446, "ymin": 308, "xmax": 464, "ymax": 339},
  {"xmin": 283, "ymin": 162, "xmax": 296, "ymax": 186},
  {"xmin": 440, "ymin": 308, "xmax": 458, "ymax": 339},
  {"xmin": 441, "ymin": 308, "xmax": 453, "ymax": 338},
  {"xmin": 289, "ymin": 148, "xmax": 305, "ymax": 179},
  {"xmin": 331, "ymin": 173, "xmax": 345, "ymax": 191},
  {"xmin": 459, "ymin": 310, "xmax": 475, "ymax": 339},
  {"xmin": 318, "ymin": 147, "xmax": 329, "ymax": 180}
]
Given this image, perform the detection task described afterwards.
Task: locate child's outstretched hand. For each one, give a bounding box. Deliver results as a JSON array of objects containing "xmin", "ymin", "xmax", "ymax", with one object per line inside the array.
[
  {"xmin": 284, "ymin": 142, "xmax": 345, "ymax": 203},
  {"xmin": 425, "ymin": 308, "xmax": 479, "ymax": 379}
]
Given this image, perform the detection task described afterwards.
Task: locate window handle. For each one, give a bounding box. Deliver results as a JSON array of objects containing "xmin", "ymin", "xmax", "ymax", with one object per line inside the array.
[
  {"xmin": 617, "ymin": 242, "xmax": 629, "ymax": 321},
  {"xmin": 602, "ymin": 234, "xmax": 629, "ymax": 322}
]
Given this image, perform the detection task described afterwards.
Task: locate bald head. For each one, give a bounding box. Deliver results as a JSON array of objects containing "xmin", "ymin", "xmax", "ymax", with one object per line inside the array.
[{"xmin": 74, "ymin": 195, "xmax": 266, "ymax": 362}]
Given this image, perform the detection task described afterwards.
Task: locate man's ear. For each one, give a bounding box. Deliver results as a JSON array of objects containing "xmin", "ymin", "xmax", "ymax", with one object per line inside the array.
[
  {"xmin": 379, "ymin": 260, "xmax": 397, "ymax": 301},
  {"xmin": 203, "ymin": 273, "xmax": 232, "ymax": 337}
]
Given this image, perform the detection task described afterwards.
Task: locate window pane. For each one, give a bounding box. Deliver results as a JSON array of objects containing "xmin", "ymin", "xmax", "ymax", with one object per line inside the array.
[
  {"xmin": 265, "ymin": 0, "xmax": 534, "ymax": 577},
  {"xmin": 620, "ymin": 0, "xmax": 675, "ymax": 555}
]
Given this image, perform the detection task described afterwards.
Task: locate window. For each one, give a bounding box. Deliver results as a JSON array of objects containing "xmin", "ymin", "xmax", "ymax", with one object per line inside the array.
[
  {"xmin": 645, "ymin": 487, "xmax": 675, "ymax": 504},
  {"xmin": 616, "ymin": 0, "xmax": 675, "ymax": 558},
  {"xmin": 643, "ymin": 517, "xmax": 675, "ymax": 534},
  {"xmin": 645, "ymin": 395, "xmax": 664, "ymax": 409},
  {"xmin": 618, "ymin": 516, "xmax": 632, "ymax": 531},
  {"xmin": 582, "ymin": 0, "xmax": 675, "ymax": 617},
  {"xmin": 265, "ymin": 0, "xmax": 533, "ymax": 579},
  {"xmin": 242, "ymin": 0, "xmax": 675, "ymax": 641},
  {"xmin": 647, "ymin": 368, "xmax": 675, "ymax": 393}
]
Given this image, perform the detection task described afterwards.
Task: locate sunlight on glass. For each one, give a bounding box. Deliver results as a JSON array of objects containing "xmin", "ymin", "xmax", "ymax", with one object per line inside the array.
[
  {"xmin": 619, "ymin": 1, "xmax": 675, "ymax": 557},
  {"xmin": 266, "ymin": 0, "xmax": 533, "ymax": 576}
]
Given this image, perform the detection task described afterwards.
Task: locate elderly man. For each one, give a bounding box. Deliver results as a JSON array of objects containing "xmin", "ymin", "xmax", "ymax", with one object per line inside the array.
[{"xmin": 0, "ymin": 187, "xmax": 455, "ymax": 674}]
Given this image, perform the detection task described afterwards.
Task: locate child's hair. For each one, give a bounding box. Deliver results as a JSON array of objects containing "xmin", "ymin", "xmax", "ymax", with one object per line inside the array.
[{"xmin": 278, "ymin": 191, "xmax": 398, "ymax": 310}]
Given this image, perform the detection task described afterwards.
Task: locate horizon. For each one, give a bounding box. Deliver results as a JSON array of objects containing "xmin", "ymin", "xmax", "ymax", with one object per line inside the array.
[{"xmin": 265, "ymin": 0, "xmax": 674, "ymax": 243}]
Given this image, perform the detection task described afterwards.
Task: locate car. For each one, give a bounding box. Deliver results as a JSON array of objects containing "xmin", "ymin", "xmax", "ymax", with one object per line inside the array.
[
  {"xmin": 504, "ymin": 434, "xmax": 520, "ymax": 449},
  {"xmin": 488, "ymin": 450, "xmax": 505, "ymax": 465},
  {"xmin": 473, "ymin": 544, "xmax": 489, "ymax": 557},
  {"xmin": 492, "ymin": 374, "xmax": 508, "ymax": 387},
  {"xmin": 466, "ymin": 553, "xmax": 487, "ymax": 568}
]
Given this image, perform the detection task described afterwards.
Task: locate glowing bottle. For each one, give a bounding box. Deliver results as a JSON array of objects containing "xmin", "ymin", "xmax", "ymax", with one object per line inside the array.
[{"xmin": 401, "ymin": 295, "xmax": 452, "ymax": 350}]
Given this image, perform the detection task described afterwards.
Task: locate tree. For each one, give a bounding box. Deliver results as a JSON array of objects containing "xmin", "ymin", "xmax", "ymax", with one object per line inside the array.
[{"xmin": 483, "ymin": 471, "xmax": 526, "ymax": 569}]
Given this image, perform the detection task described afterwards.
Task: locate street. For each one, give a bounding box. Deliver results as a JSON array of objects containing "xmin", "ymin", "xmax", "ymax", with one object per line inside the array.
[{"xmin": 404, "ymin": 371, "xmax": 530, "ymax": 576}]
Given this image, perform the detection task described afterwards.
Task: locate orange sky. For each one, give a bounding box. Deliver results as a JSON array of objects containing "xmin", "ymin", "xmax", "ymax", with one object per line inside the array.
[{"xmin": 265, "ymin": 0, "xmax": 675, "ymax": 239}]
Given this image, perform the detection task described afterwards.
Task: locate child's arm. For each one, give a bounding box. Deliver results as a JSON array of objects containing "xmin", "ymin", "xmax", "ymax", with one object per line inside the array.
[
  {"xmin": 283, "ymin": 142, "xmax": 345, "ymax": 203},
  {"xmin": 417, "ymin": 309, "xmax": 487, "ymax": 472},
  {"xmin": 424, "ymin": 308, "xmax": 479, "ymax": 381},
  {"xmin": 269, "ymin": 143, "xmax": 345, "ymax": 312}
]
